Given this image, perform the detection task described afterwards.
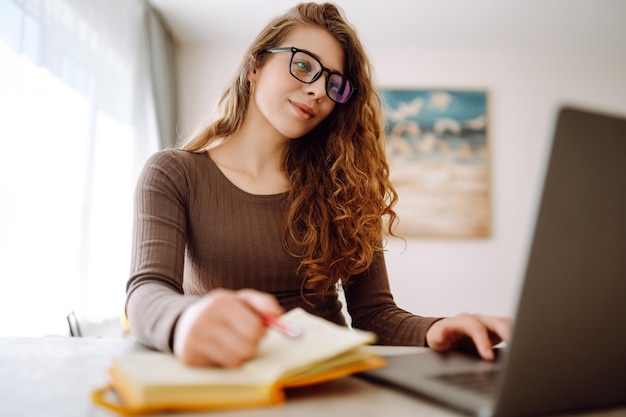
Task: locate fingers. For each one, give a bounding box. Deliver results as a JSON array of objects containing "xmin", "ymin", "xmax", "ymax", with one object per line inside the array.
[
  {"xmin": 474, "ymin": 313, "xmax": 513, "ymax": 345},
  {"xmin": 173, "ymin": 289, "xmax": 282, "ymax": 367},
  {"xmin": 237, "ymin": 289, "xmax": 285, "ymax": 319},
  {"xmin": 426, "ymin": 313, "xmax": 513, "ymax": 361},
  {"xmin": 440, "ymin": 313, "xmax": 496, "ymax": 360}
]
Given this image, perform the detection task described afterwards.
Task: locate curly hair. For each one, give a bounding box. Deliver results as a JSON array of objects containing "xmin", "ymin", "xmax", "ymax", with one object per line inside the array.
[{"xmin": 181, "ymin": 2, "xmax": 399, "ymax": 296}]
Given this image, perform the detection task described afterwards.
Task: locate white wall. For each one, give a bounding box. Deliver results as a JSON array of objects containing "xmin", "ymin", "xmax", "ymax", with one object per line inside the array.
[{"xmin": 172, "ymin": 2, "xmax": 626, "ymax": 319}]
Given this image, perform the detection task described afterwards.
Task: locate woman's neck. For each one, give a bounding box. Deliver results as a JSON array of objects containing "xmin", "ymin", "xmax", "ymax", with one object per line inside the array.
[{"xmin": 207, "ymin": 121, "xmax": 291, "ymax": 195}]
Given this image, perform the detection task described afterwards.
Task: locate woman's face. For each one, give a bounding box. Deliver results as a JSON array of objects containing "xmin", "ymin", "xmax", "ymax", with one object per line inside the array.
[{"xmin": 249, "ymin": 25, "xmax": 344, "ymax": 140}]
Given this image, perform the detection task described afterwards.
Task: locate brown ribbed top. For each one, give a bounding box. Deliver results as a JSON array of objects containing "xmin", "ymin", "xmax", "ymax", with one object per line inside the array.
[{"xmin": 126, "ymin": 149, "xmax": 439, "ymax": 352}]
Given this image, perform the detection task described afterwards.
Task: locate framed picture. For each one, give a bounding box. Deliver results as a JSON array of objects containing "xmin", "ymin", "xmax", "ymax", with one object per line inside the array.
[{"xmin": 380, "ymin": 88, "xmax": 491, "ymax": 238}]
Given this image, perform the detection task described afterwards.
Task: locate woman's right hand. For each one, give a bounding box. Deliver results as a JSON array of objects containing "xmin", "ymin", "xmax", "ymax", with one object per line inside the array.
[{"xmin": 172, "ymin": 289, "xmax": 284, "ymax": 367}]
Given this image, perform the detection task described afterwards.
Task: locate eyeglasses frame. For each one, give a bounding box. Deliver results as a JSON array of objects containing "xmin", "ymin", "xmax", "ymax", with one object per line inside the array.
[{"xmin": 262, "ymin": 46, "xmax": 356, "ymax": 104}]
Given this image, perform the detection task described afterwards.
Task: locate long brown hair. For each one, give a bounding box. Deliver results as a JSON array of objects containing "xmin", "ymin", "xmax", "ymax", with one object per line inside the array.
[{"xmin": 181, "ymin": 2, "xmax": 398, "ymax": 295}]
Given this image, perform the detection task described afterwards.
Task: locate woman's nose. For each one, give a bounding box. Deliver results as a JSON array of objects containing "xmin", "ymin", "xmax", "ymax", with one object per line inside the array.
[{"xmin": 304, "ymin": 75, "xmax": 326, "ymax": 100}]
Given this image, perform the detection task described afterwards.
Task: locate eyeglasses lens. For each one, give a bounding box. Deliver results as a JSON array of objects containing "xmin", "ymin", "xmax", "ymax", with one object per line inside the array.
[
  {"xmin": 328, "ymin": 74, "xmax": 352, "ymax": 104},
  {"xmin": 290, "ymin": 51, "xmax": 319, "ymax": 83}
]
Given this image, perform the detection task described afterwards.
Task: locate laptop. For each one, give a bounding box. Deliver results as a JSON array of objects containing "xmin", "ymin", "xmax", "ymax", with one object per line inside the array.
[{"xmin": 359, "ymin": 106, "xmax": 626, "ymax": 417}]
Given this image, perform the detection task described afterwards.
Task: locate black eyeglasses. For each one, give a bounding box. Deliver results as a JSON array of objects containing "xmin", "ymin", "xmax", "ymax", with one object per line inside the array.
[{"xmin": 263, "ymin": 47, "xmax": 355, "ymax": 104}]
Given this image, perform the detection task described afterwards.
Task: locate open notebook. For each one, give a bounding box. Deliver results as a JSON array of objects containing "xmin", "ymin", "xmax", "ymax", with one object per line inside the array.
[
  {"xmin": 359, "ymin": 106, "xmax": 626, "ymax": 417},
  {"xmin": 93, "ymin": 308, "xmax": 384, "ymax": 414}
]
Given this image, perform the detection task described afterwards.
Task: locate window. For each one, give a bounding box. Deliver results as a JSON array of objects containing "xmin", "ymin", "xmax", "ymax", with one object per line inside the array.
[{"xmin": 0, "ymin": 0, "xmax": 159, "ymax": 336}]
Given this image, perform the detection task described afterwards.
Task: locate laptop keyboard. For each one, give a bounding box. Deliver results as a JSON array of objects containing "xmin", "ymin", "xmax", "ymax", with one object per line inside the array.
[{"xmin": 432, "ymin": 369, "xmax": 499, "ymax": 394}]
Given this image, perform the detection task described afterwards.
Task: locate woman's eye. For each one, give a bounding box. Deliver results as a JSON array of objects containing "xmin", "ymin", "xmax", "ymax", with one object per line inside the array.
[{"xmin": 293, "ymin": 60, "xmax": 312, "ymax": 73}]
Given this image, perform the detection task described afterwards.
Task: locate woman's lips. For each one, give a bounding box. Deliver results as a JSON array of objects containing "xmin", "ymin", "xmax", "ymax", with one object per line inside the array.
[{"xmin": 290, "ymin": 101, "xmax": 316, "ymax": 120}]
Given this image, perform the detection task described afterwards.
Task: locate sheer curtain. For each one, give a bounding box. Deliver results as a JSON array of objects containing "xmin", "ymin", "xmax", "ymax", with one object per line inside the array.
[{"xmin": 0, "ymin": 0, "xmax": 175, "ymax": 336}]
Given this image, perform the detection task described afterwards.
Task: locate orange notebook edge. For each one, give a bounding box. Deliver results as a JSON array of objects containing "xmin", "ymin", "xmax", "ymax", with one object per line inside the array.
[
  {"xmin": 280, "ymin": 356, "xmax": 387, "ymax": 388},
  {"xmin": 92, "ymin": 368, "xmax": 285, "ymax": 415}
]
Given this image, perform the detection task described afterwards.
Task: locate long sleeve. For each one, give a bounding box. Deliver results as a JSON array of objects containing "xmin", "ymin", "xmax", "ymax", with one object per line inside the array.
[
  {"xmin": 345, "ymin": 250, "xmax": 441, "ymax": 346},
  {"xmin": 126, "ymin": 150, "xmax": 198, "ymax": 352}
]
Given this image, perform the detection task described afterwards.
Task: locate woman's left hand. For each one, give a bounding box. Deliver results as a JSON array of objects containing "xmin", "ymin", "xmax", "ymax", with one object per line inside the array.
[{"xmin": 425, "ymin": 313, "xmax": 513, "ymax": 361}]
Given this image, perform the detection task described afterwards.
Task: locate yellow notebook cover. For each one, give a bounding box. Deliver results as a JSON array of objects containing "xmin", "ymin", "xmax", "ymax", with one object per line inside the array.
[{"xmin": 93, "ymin": 308, "xmax": 385, "ymax": 414}]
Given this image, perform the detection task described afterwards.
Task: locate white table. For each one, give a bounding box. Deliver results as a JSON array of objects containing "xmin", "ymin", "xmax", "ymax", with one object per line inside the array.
[{"xmin": 1, "ymin": 337, "xmax": 624, "ymax": 417}]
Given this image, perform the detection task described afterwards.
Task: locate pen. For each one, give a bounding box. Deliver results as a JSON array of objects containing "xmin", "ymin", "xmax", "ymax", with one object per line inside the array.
[{"xmin": 261, "ymin": 315, "xmax": 303, "ymax": 339}]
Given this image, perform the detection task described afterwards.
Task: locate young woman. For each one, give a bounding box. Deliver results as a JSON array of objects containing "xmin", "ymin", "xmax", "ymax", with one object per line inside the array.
[{"xmin": 126, "ymin": 2, "xmax": 511, "ymax": 368}]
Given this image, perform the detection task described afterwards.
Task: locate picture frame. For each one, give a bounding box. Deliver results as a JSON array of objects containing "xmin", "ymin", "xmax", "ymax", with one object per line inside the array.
[{"xmin": 380, "ymin": 88, "xmax": 491, "ymax": 238}]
